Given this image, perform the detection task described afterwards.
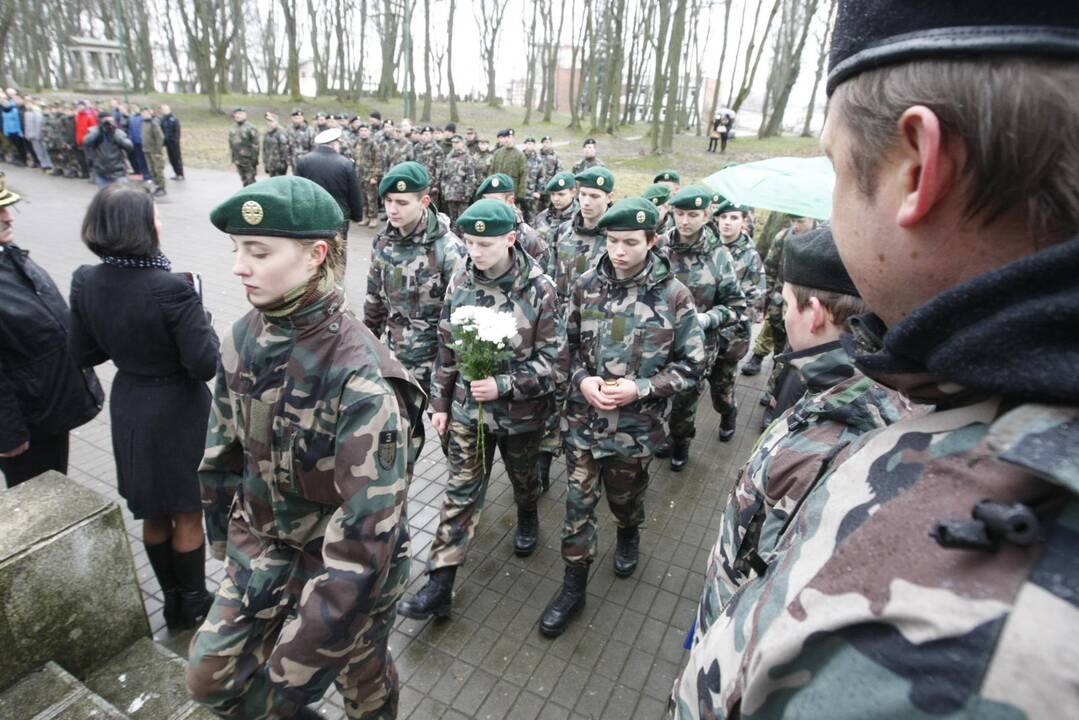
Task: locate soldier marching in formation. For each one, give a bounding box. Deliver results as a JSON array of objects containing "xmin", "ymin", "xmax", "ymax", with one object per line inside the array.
[{"xmin": 261, "ymin": 112, "xmax": 291, "ymax": 177}]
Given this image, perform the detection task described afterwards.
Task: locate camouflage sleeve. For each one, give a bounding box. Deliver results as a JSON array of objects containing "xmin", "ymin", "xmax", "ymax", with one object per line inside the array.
[
  {"xmin": 763, "ymin": 228, "xmax": 785, "ymax": 292},
  {"xmin": 635, "ymin": 284, "xmax": 705, "ymax": 399},
  {"xmin": 743, "ymin": 248, "xmax": 767, "ymax": 317},
  {"xmin": 705, "ymin": 253, "xmax": 748, "ymax": 331},
  {"xmin": 362, "ymin": 250, "xmax": 388, "ymax": 338},
  {"xmin": 442, "ymin": 235, "xmax": 469, "ymax": 285},
  {"xmin": 566, "ymin": 281, "xmax": 588, "ymax": 392},
  {"xmin": 430, "ymin": 279, "xmax": 462, "ymax": 414},
  {"xmin": 494, "ymin": 279, "xmax": 564, "ymax": 400},
  {"xmin": 197, "ymin": 362, "xmax": 243, "ymax": 561},
  {"xmin": 267, "ymin": 378, "xmax": 411, "ymax": 700}
]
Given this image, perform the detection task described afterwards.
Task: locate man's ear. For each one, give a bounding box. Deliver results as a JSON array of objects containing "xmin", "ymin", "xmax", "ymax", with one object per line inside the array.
[
  {"xmin": 506, "ymin": 231, "xmax": 517, "ymax": 248},
  {"xmin": 894, "ymin": 106, "xmax": 959, "ymax": 228},
  {"xmin": 310, "ymin": 239, "xmax": 330, "ymax": 268},
  {"xmin": 808, "ymin": 296, "xmax": 829, "ymax": 335}
]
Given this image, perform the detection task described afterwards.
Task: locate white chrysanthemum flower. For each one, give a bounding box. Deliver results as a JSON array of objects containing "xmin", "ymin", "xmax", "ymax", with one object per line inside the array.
[
  {"xmin": 476, "ymin": 309, "xmax": 517, "ymax": 344},
  {"xmin": 450, "ymin": 306, "xmax": 480, "ymax": 329}
]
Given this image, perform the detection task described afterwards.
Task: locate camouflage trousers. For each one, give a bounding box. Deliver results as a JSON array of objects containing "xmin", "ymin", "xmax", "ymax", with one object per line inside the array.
[
  {"xmin": 561, "ymin": 444, "xmax": 652, "ymax": 566},
  {"xmin": 362, "ymin": 181, "xmax": 380, "ymax": 221},
  {"xmin": 146, "ymin": 151, "xmax": 165, "ymax": 189},
  {"xmin": 670, "ymin": 384, "xmax": 708, "ymax": 441},
  {"xmin": 428, "ymin": 422, "xmax": 542, "ymax": 570},
  {"xmin": 237, "ymin": 162, "xmax": 258, "ymax": 186},
  {"xmin": 753, "ymin": 292, "xmax": 788, "ymax": 400},
  {"xmin": 444, "ymin": 200, "xmax": 470, "ymax": 227},
  {"xmin": 186, "ymin": 554, "xmax": 406, "ymax": 719}
]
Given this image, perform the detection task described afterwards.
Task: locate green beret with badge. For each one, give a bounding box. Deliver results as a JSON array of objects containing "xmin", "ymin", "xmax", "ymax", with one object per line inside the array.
[
  {"xmin": 712, "ymin": 198, "xmax": 741, "ymax": 216},
  {"xmin": 669, "ymin": 184, "xmax": 715, "ymax": 210},
  {"xmin": 545, "ymin": 171, "xmax": 576, "ymax": 193},
  {"xmin": 210, "ymin": 176, "xmax": 343, "ymax": 238},
  {"xmin": 653, "ymin": 169, "xmax": 681, "ymax": 184},
  {"xmin": 378, "ymin": 161, "xmax": 430, "ymax": 197},
  {"xmin": 457, "ymin": 198, "xmax": 517, "ymax": 237},
  {"xmin": 575, "ymin": 166, "xmax": 615, "ymax": 191},
  {"xmin": 641, "ymin": 183, "xmax": 671, "ymax": 207},
  {"xmin": 473, "ymin": 173, "xmax": 516, "ymax": 198},
  {"xmin": 596, "ymin": 197, "xmax": 659, "ymax": 231}
]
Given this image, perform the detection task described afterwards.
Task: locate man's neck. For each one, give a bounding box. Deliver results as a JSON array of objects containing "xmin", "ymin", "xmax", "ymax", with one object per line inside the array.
[
  {"xmin": 397, "ymin": 212, "xmax": 426, "ymax": 237},
  {"xmin": 581, "ymin": 213, "xmax": 599, "ymax": 230},
  {"xmin": 483, "ymin": 251, "xmax": 514, "ymax": 280},
  {"xmin": 677, "ymin": 228, "xmax": 703, "ymax": 245}
]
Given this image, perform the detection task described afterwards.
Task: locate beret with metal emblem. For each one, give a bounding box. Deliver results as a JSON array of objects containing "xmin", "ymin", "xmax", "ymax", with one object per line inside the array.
[
  {"xmin": 669, "ymin": 184, "xmax": 715, "ymax": 210},
  {"xmin": 653, "ymin": 169, "xmax": 681, "ymax": 184},
  {"xmin": 545, "ymin": 171, "xmax": 577, "ymax": 193},
  {"xmin": 473, "ymin": 173, "xmax": 516, "ymax": 198},
  {"xmin": 457, "ymin": 198, "xmax": 517, "ymax": 237},
  {"xmin": 712, "ymin": 198, "xmax": 748, "ymax": 216},
  {"xmin": 524, "ymin": 136, "xmax": 536, "ymax": 143},
  {"xmin": 232, "ymin": 106, "xmax": 245, "ymax": 114},
  {"xmin": 210, "ymin": 176, "xmax": 343, "ymax": 239},
  {"xmin": 496, "ymin": 128, "xmax": 515, "ymax": 138},
  {"xmin": 450, "ymin": 134, "xmax": 463, "ymax": 142},
  {"xmin": 597, "ymin": 197, "xmax": 659, "ymax": 231},
  {"xmin": 782, "ymin": 225, "xmax": 860, "ymax": 297},
  {"xmin": 541, "ymin": 135, "xmax": 552, "ymax": 142},
  {"xmin": 641, "ymin": 183, "xmax": 672, "ymax": 207},
  {"xmin": 582, "ymin": 138, "xmax": 596, "ymax": 146},
  {"xmin": 290, "ymin": 108, "xmax": 304, "ymax": 117},
  {"xmin": 575, "ymin": 166, "xmax": 615, "ymax": 191},
  {"xmin": 378, "ymin": 161, "xmax": 431, "ymax": 197}
]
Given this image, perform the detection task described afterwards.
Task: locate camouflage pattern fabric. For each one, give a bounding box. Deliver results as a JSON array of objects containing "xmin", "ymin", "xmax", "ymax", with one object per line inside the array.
[
  {"xmin": 262, "ymin": 127, "xmax": 291, "ymax": 177},
  {"xmin": 441, "ymin": 148, "xmax": 477, "ymax": 204},
  {"xmin": 532, "ymin": 147, "xmax": 563, "ymax": 199},
  {"xmin": 363, "ymin": 209, "xmax": 467, "ymax": 380},
  {"xmin": 563, "ymin": 251, "xmax": 706, "ymax": 460},
  {"xmin": 414, "ymin": 140, "xmax": 445, "ymax": 201},
  {"xmin": 756, "ymin": 226, "xmax": 793, "ymax": 398},
  {"xmin": 472, "ymin": 149, "xmax": 494, "ymax": 180},
  {"xmin": 380, "ymin": 137, "xmax": 414, "ymax": 174},
  {"xmin": 142, "ymin": 118, "xmax": 166, "ymax": 188},
  {"xmin": 353, "ymin": 137, "xmax": 381, "ymax": 221},
  {"xmin": 229, "ymin": 121, "xmax": 260, "ymax": 186},
  {"xmin": 710, "ymin": 231, "xmax": 766, "ymax": 414},
  {"xmin": 571, "ymin": 156, "xmax": 605, "ymax": 174},
  {"xmin": 532, "ymin": 199, "xmax": 577, "ymax": 245},
  {"xmin": 428, "ymin": 422, "xmax": 543, "ymax": 570},
  {"xmin": 523, "ymin": 148, "xmax": 543, "ymax": 197},
  {"xmin": 287, "ymin": 124, "xmax": 316, "ymax": 169},
  {"xmin": 189, "ymin": 286, "xmax": 426, "ymax": 718},
  {"xmin": 513, "ymin": 212, "xmax": 553, "ymax": 277},
  {"xmin": 550, "ymin": 210, "xmax": 608, "ymax": 304},
  {"xmin": 657, "ymin": 225, "xmax": 748, "ymax": 440},
  {"xmin": 489, "ymin": 146, "xmax": 529, "ymax": 200}
]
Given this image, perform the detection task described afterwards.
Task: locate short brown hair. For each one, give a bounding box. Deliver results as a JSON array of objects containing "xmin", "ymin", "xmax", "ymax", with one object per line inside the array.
[
  {"xmin": 81, "ymin": 184, "xmax": 159, "ymax": 257},
  {"xmin": 832, "ymin": 56, "xmax": 1079, "ymax": 240},
  {"xmin": 789, "ymin": 283, "xmax": 868, "ymax": 328}
]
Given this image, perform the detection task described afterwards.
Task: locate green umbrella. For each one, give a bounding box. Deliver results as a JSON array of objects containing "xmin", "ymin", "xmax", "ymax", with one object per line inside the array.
[{"xmin": 702, "ymin": 156, "xmax": 834, "ymax": 220}]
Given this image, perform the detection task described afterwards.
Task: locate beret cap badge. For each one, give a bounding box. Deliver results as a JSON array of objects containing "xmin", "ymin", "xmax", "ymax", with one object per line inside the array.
[
  {"xmin": 636, "ymin": 210, "xmax": 646, "ymax": 224},
  {"xmin": 396, "ymin": 180, "xmax": 406, "ymax": 192},
  {"xmin": 558, "ymin": 179, "xmax": 565, "ymax": 186},
  {"xmin": 474, "ymin": 220, "xmax": 486, "ymax": 233},
  {"xmin": 596, "ymin": 176, "xmax": 605, "ymax": 186},
  {"xmin": 241, "ymin": 200, "xmax": 264, "ymax": 225},
  {"xmin": 694, "ymin": 197, "xmax": 702, "ymax": 207},
  {"xmin": 492, "ymin": 178, "xmax": 500, "ymax": 188}
]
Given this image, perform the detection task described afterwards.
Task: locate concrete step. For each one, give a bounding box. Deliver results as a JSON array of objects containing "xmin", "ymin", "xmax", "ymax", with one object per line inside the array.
[
  {"xmin": 83, "ymin": 638, "xmax": 215, "ymax": 720},
  {"xmin": 0, "ymin": 661, "xmax": 129, "ymax": 720}
]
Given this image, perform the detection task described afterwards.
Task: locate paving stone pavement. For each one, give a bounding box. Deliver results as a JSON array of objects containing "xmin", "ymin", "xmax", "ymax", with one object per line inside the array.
[{"xmin": 4, "ymin": 164, "xmax": 773, "ymax": 720}]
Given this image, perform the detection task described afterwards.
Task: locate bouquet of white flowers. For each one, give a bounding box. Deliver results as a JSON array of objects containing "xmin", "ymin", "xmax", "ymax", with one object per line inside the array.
[{"xmin": 449, "ymin": 305, "xmax": 518, "ymax": 462}]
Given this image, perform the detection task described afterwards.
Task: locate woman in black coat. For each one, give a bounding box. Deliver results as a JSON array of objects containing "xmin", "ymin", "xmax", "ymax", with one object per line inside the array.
[{"xmin": 69, "ymin": 184, "xmax": 220, "ymax": 631}]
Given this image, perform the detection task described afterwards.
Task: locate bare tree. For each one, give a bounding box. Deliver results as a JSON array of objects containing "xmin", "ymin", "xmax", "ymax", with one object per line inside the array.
[
  {"xmin": 447, "ymin": 0, "xmax": 460, "ymax": 120},
  {"xmin": 522, "ymin": 0, "xmax": 540, "ymax": 124},
  {"xmin": 660, "ymin": 0, "xmax": 687, "ymax": 152},
  {"xmin": 177, "ymin": 0, "xmax": 239, "ymax": 111},
  {"xmin": 376, "ymin": 0, "xmax": 400, "ymax": 101},
  {"xmin": 707, "ymin": 0, "xmax": 734, "ymax": 131},
  {"xmin": 758, "ymin": 0, "xmax": 821, "ymax": 137},
  {"xmin": 421, "ymin": 0, "xmax": 433, "ymax": 120},
  {"xmin": 474, "ymin": 0, "xmax": 511, "ymax": 107},
  {"xmin": 731, "ymin": 0, "xmax": 780, "ymax": 113},
  {"xmin": 278, "ymin": 0, "xmax": 301, "ymax": 100},
  {"xmin": 648, "ymin": 1, "xmax": 671, "ymax": 152},
  {"xmin": 542, "ymin": 0, "xmax": 566, "ymax": 121},
  {"xmin": 567, "ymin": 0, "xmax": 587, "ymax": 130},
  {"xmin": 598, "ymin": 0, "xmax": 626, "ymax": 134},
  {"xmin": 801, "ymin": 0, "xmax": 837, "ymax": 137}
]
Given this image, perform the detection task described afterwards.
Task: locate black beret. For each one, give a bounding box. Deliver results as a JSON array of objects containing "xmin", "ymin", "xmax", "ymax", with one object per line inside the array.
[
  {"xmin": 713, "ymin": 199, "xmax": 743, "ymax": 216},
  {"xmin": 597, "ymin": 198, "xmax": 659, "ymax": 231},
  {"xmin": 541, "ymin": 135, "xmax": 552, "ymax": 142},
  {"xmin": 582, "ymin": 138, "xmax": 596, "ymax": 146},
  {"xmin": 210, "ymin": 176, "xmax": 343, "ymax": 239},
  {"xmin": 457, "ymin": 199, "xmax": 517, "ymax": 237},
  {"xmin": 369, "ymin": 110, "xmax": 382, "ymax": 119},
  {"xmin": 290, "ymin": 108, "xmax": 304, "ymax": 117},
  {"xmin": 496, "ymin": 128, "xmax": 514, "ymax": 138},
  {"xmin": 524, "ymin": 136, "xmax": 536, "ymax": 143},
  {"xmin": 445, "ymin": 122, "xmax": 456, "ymax": 131},
  {"xmin": 450, "ymin": 134, "xmax": 463, "ymax": 142},
  {"xmin": 827, "ymin": 0, "xmax": 1079, "ymax": 95},
  {"xmin": 782, "ymin": 226, "xmax": 859, "ymax": 298},
  {"xmin": 232, "ymin": 107, "xmax": 245, "ymax": 113}
]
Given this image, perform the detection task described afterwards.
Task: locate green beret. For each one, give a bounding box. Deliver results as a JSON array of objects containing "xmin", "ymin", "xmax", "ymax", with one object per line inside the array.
[
  {"xmin": 378, "ymin": 161, "xmax": 430, "ymax": 197},
  {"xmin": 474, "ymin": 173, "xmax": 516, "ymax": 198},
  {"xmin": 210, "ymin": 176, "xmax": 343, "ymax": 238},
  {"xmin": 597, "ymin": 197, "xmax": 659, "ymax": 231},
  {"xmin": 782, "ymin": 226, "xmax": 859, "ymax": 298},
  {"xmin": 713, "ymin": 199, "xmax": 743, "ymax": 216},
  {"xmin": 457, "ymin": 199, "xmax": 516, "ymax": 237},
  {"xmin": 575, "ymin": 166, "xmax": 615, "ymax": 191},
  {"xmin": 641, "ymin": 183, "xmax": 671, "ymax": 206},
  {"xmin": 545, "ymin": 171, "xmax": 576, "ymax": 193},
  {"xmin": 669, "ymin": 184, "xmax": 714, "ymax": 210},
  {"xmin": 653, "ymin": 169, "xmax": 681, "ymax": 183}
]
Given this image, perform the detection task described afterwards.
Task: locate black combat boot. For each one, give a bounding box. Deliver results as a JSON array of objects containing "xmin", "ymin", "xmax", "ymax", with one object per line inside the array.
[
  {"xmin": 173, "ymin": 545, "xmax": 214, "ymax": 630},
  {"xmin": 399, "ymin": 567, "xmax": 456, "ymax": 620},
  {"xmin": 537, "ymin": 452, "xmax": 553, "ymax": 493},
  {"xmin": 514, "ymin": 506, "xmax": 539, "ymax": 556},
  {"xmin": 654, "ymin": 438, "xmax": 673, "ymax": 459},
  {"xmin": 540, "ymin": 564, "xmax": 588, "ymax": 637},
  {"xmin": 719, "ymin": 408, "xmax": 738, "ymax": 442},
  {"xmin": 613, "ymin": 526, "xmax": 641, "ymax": 577},
  {"xmin": 144, "ymin": 541, "xmax": 181, "ymax": 631},
  {"xmin": 670, "ymin": 439, "xmax": 690, "ymax": 472},
  {"xmin": 741, "ymin": 353, "xmax": 764, "ymax": 376}
]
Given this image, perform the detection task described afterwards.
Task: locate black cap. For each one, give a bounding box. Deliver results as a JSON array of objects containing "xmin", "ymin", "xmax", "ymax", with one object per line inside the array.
[
  {"xmin": 445, "ymin": 122, "xmax": 457, "ymax": 132},
  {"xmin": 541, "ymin": 135, "xmax": 552, "ymax": 142},
  {"xmin": 315, "ymin": 111, "xmax": 327, "ymax": 119},
  {"xmin": 369, "ymin": 110, "xmax": 382, "ymax": 120},
  {"xmin": 496, "ymin": 128, "xmax": 514, "ymax": 138},
  {"xmin": 582, "ymin": 138, "xmax": 596, "ymax": 146},
  {"xmin": 827, "ymin": 0, "xmax": 1079, "ymax": 95},
  {"xmin": 524, "ymin": 136, "xmax": 536, "ymax": 143},
  {"xmin": 291, "ymin": 108, "xmax": 304, "ymax": 117},
  {"xmin": 782, "ymin": 226, "xmax": 860, "ymax": 297}
]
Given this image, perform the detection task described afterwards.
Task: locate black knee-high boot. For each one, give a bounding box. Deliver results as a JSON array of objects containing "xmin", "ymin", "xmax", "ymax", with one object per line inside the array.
[
  {"xmin": 144, "ymin": 541, "xmax": 181, "ymax": 630},
  {"xmin": 173, "ymin": 545, "xmax": 213, "ymax": 630}
]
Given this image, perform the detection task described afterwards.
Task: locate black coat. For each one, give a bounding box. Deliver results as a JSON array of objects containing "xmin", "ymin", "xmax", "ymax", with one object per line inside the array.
[
  {"xmin": 70, "ymin": 264, "xmax": 220, "ymax": 518},
  {"xmin": 160, "ymin": 113, "xmax": 181, "ymax": 143},
  {"xmin": 0, "ymin": 244, "xmax": 103, "ymax": 453},
  {"xmin": 296, "ymin": 145, "xmax": 363, "ymax": 222},
  {"xmin": 83, "ymin": 126, "xmax": 134, "ymax": 178}
]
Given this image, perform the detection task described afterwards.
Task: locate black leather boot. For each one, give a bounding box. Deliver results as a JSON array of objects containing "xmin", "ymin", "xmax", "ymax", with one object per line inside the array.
[
  {"xmin": 144, "ymin": 541, "xmax": 181, "ymax": 631},
  {"xmin": 537, "ymin": 452, "xmax": 553, "ymax": 493},
  {"xmin": 670, "ymin": 439, "xmax": 690, "ymax": 472},
  {"xmin": 173, "ymin": 545, "xmax": 213, "ymax": 630},
  {"xmin": 514, "ymin": 506, "xmax": 539, "ymax": 556},
  {"xmin": 613, "ymin": 526, "xmax": 640, "ymax": 577},
  {"xmin": 719, "ymin": 408, "xmax": 738, "ymax": 442},
  {"xmin": 741, "ymin": 353, "xmax": 764, "ymax": 376},
  {"xmin": 399, "ymin": 567, "xmax": 456, "ymax": 620},
  {"xmin": 540, "ymin": 564, "xmax": 588, "ymax": 637},
  {"xmin": 654, "ymin": 438, "xmax": 673, "ymax": 459}
]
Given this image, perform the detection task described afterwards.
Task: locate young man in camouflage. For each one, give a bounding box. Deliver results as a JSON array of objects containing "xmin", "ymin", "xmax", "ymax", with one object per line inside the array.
[
  {"xmin": 532, "ymin": 170, "xmax": 578, "ymax": 243},
  {"xmin": 440, "ymin": 133, "xmax": 477, "ymax": 226},
  {"xmin": 188, "ymin": 176, "xmax": 426, "ymax": 720},
  {"xmin": 570, "ymin": 137, "xmax": 604, "ymax": 174},
  {"xmin": 653, "ymin": 185, "xmax": 747, "ymax": 471},
  {"xmin": 399, "ymin": 199, "xmax": 564, "ymax": 621},
  {"xmin": 489, "ymin": 129, "xmax": 530, "ymax": 218},
  {"xmin": 287, "ymin": 110, "xmax": 316, "ymax": 170},
  {"xmin": 363, "ymin": 161, "xmax": 468, "ymax": 398},
  {"xmin": 228, "ymin": 107, "xmax": 259, "ymax": 186},
  {"xmin": 530, "ymin": 135, "xmax": 563, "ymax": 211},
  {"xmin": 472, "ymin": 137, "xmax": 493, "ymax": 179},
  {"xmin": 141, "ymin": 107, "xmax": 167, "ymax": 196},
  {"xmin": 414, "ymin": 125, "xmax": 445, "ymax": 207},
  {"xmin": 472, "ymin": 173, "xmax": 551, "ymax": 275},
  {"xmin": 642, "ymin": 183, "xmax": 673, "ymax": 235},
  {"xmin": 540, "ymin": 197, "xmax": 706, "ymax": 637},
  {"xmin": 380, "ymin": 123, "xmax": 414, "ymax": 174},
  {"xmin": 710, "ymin": 200, "xmax": 765, "ymax": 440},
  {"xmin": 353, "ymin": 123, "xmax": 382, "ymax": 227},
  {"xmin": 261, "ymin": 112, "xmax": 291, "ymax": 178},
  {"xmin": 670, "ymin": 3, "xmax": 1079, "ymax": 717},
  {"xmin": 522, "ymin": 136, "xmax": 542, "ymax": 214}
]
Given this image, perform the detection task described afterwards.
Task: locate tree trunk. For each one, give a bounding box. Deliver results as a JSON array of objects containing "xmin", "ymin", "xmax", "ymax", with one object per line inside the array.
[
  {"xmin": 543, "ymin": 0, "xmax": 566, "ymax": 121},
  {"xmin": 421, "ymin": 0, "xmax": 432, "ymax": 120},
  {"xmin": 660, "ymin": 0, "xmax": 686, "ymax": 153},
  {"xmin": 648, "ymin": 2, "xmax": 671, "ymax": 152},
  {"xmin": 707, "ymin": 0, "xmax": 733, "ymax": 130},
  {"xmin": 759, "ymin": 0, "xmax": 820, "ymax": 138},
  {"xmin": 279, "ymin": 0, "xmax": 301, "ymax": 100},
  {"xmin": 523, "ymin": 0, "xmax": 539, "ymax": 123},
  {"xmin": 801, "ymin": 0, "xmax": 836, "ymax": 137},
  {"xmin": 377, "ymin": 0, "xmax": 399, "ymax": 101},
  {"xmin": 568, "ymin": 0, "xmax": 586, "ymax": 130},
  {"xmin": 732, "ymin": 0, "xmax": 780, "ymax": 112},
  {"xmin": 585, "ymin": 1, "xmax": 600, "ymax": 134},
  {"xmin": 447, "ymin": 0, "xmax": 459, "ymax": 120}
]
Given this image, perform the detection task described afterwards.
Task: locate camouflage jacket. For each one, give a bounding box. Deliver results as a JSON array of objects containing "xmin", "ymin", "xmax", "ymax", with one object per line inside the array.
[
  {"xmin": 718, "ymin": 232, "xmax": 765, "ymax": 354},
  {"xmin": 490, "ymin": 146, "xmax": 529, "ymax": 199},
  {"xmin": 43, "ymin": 112, "xmax": 66, "ymax": 149},
  {"xmin": 228, "ymin": 120, "xmax": 259, "ymax": 165},
  {"xmin": 533, "ymin": 199, "xmax": 578, "ymax": 245},
  {"xmin": 473, "ymin": 149, "xmax": 494, "ymax": 180},
  {"xmin": 659, "ymin": 225, "xmax": 748, "ymax": 360},
  {"xmin": 415, "ymin": 141, "xmax": 445, "ymax": 191},
  {"xmin": 288, "ymin": 124, "xmax": 316, "ymax": 167},
  {"xmin": 694, "ymin": 341, "xmax": 917, "ymax": 637},
  {"xmin": 571, "ymin": 156, "xmax": 605, "ymax": 174},
  {"xmin": 523, "ymin": 148, "xmax": 543, "ymax": 195},
  {"xmin": 440, "ymin": 148, "xmax": 477, "ymax": 203},
  {"xmin": 551, "ymin": 209, "xmax": 608, "ymax": 303},
  {"xmin": 354, "ymin": 137, "xmax": 381, "ymax": 182},
  {"xmin": 762, "ymin": 225, "xmax": 792, "ymax": 312},
  {"xmin": 513, "ymin": 207, "xmax": 552, "ymax": 277},
  {"xmin": 262, "ymin": 126, "xmax": 291, "ymax": 173},
  {"xmin": 199, "ymin": 287, "xmax": 426, "ymax": 697},
  {"xmin": 142, "ymin": 118, "xmax": 165, "ymax": 154},
  {"xmin": 363, "ymin": 209, "xmax": 468, "ymax": 369},
  {"xmin": 671, "ymin": 235, "xmax": 1079, "ymax": 718},
  {"xmin": 431, "ymin": 245, "xmax": 563, "ymax": 434},
  {"xmin": 532, "ymin": 148, "xmax": 563, "ymax": 196},
  {"xmin": 564, "ymin": 252, "xmax": 706, "ymax": 458},
  {"xmin": 381, "ymin": 137, "xmax": 414, "ymax": 173}
]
